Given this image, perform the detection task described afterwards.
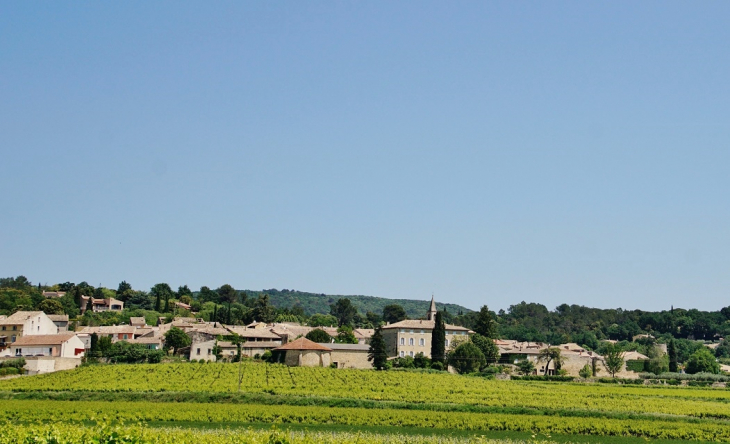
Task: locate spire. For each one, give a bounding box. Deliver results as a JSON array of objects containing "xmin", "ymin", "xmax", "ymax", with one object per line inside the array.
[{"xmin": 427, "ymin": 295, "xmax": 437, "ymax": 321}]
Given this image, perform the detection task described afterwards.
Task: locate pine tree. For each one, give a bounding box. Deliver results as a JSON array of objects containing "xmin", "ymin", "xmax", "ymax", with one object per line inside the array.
[
  {"xmin": 474, "ymin": 305, "xmax": 497, "ymax": 338},
  {"xmin": 368, "ymin": 326, "xmax": 388, "ymax": 370},
  {"xmin": 431, "ymin": 311, "xmax": 446, "ymax": 364}
]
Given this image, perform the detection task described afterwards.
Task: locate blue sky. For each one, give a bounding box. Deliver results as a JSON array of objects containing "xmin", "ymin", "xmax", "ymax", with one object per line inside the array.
[{"xmin": 1, "ymin": 2, "xmax": 729, "ymax": 312}]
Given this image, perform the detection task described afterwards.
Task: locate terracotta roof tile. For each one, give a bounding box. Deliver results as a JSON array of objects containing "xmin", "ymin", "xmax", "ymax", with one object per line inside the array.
[
  {"xmin": 274, "ymin": 337, "xmax": 332, "ymax": 351},
  {"xmin": 11, "ymin": 333, "xmax": 77, "ymax": 346}
]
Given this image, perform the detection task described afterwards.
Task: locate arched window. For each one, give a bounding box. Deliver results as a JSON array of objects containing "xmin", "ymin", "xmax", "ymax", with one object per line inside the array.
[{"xmin": 409, "ymin": 338, "xmax": 414, "ymax": 346}]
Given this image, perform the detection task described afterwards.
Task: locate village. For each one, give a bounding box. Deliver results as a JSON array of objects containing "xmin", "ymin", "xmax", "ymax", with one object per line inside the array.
[{"xmin": 0, "ymin": 295, "xmax": 662, "ymax": 379}]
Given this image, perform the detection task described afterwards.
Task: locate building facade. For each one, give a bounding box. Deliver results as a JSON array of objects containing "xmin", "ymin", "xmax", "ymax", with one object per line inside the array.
[{"xmin": 381, "ymin": 297, "xmax": 473, "ymax": 359}]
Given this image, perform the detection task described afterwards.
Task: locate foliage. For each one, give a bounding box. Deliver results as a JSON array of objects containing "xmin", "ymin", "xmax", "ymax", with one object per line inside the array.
[
  {"xmin": 367, "ymin": 326, "xmax": 388, "ymax": 370},
  {"xmin": 579, "ymin": 364, "xmax": 592, "ymax": 379},
  {"xmin": 37, "ymin": 298, "xmax": 65, "ymax": 315},
  {"xmin": 106, "ymin": 341, "xmax": 164, "ymax": 364},
  {"xmin": 474, "ymin": 305, "xmax": 497, "ymax": 338},
  {"xmin": 602, "ymin": 343, "xmax": 625, "ymax": 378},
  {"xmin": 448, "ymin": 341, "xmax": 485, "ymax": 374},
  {"xmin": 308, "ymin": 313, "xmax": 338, "ymax": 327},
  {"xmin": 382, "ymin": 304, "xmax": 407, "ymax": 324},
  {"xmin": 431, "ymin": 311, "xmax": 445, "ymax": 364},
  {"xmin": 253, "ymin": 294, "xmax": 276, "ymax": 323},
  {"xmin": 164, "ymin": 327, "xmax": 191, "ymax": 354},
  {"xmin": 330, "ymin": 298, "xmax": 358, "ymax": 327},
  {"xmin": 305, "ymin": 328, "xmax": 332, "ymax": 343},
  {"xmin": 685, "ymin": 347, "xmax": 720, "ymax": 374},
  {"xmin": 516, "ymin": 359, "xmax": 535, "ymax": 376},
  {"xmin": 335, "ymin": 326, "xmax": 358, "ymax": 344},
  {"xmin": 668, "ymin": 339, "xmax": 678, "ymax": 372},
  {"xmin": 536, "ymin": 347, "xmax": 564, "ymax": 375},
  {"xmin": 471, "ymin": 333, "xmax": 500, "ymax": 365}
]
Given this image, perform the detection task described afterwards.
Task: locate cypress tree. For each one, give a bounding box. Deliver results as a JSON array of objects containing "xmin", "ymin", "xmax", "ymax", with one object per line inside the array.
[
  {"xmin": 668, "ymin": 339, "xmax": 678, "ymax": 372},
  {"xmin": 154, "ymin": 292, "xmax": 161, "ymax": 312},
  {"xmin": 368, "ymin": 326, "xmax": 388, "ymax": 370},
  {"xmin": 431, "ymin": 311, "xmax": 446, "ymax": 364}
]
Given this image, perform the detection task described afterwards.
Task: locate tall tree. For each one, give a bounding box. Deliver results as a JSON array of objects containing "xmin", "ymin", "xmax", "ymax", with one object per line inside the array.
[
  {"xmin": 164, "ymin": 327, "xmax": 191, "ymax": 355},
  {"xmin": 537, "ymin": 347, "xmax": 564, "ymax": 376},
  {"xmin": 151, "ymin": 283, "xmax": 174, "ymax": 313},
  {"xmin": 471, "ymin": 333, "xmax": 500, "ymax": 365},
  {"xmin": 668, "ymin": 339, "xmax": 678, "ymax": 372},
  {"xmin": 431, "ymin": 311, "xmax": 446, "ymax": 364},
  {"xmin": 448, "ymin": 342, "xmax": 485, "ymax": 374},
  {"xmin": 305, "ymin": 328, "xmax": 332, "ymax": 343},
  {"xmin": 116, "ymin": 281, "xmax": 132, "ymax": 295},
  {"xmin": 330, "ymin": 298, "xmax": 357, "ymax": 327},
  {"xmin": 474, "ymin": 305, "xmax": 497, "ymax": 338},
  {"xmin": 218, "ymin": 284, "xmax": 238, "ymax": 324},
  {"xmin": 253, "ymin": 294, "xmax": 276, "ymax": 323},
  {"xmin": 368, "ymin": 326, "xmax": 388, "ymax": 370},
  {"xmin": 602, "ymin": 343, "xmax": 625, "ymax": 378},
  {"xmin": 382, "ymin": 304, "xmax": 407, "ymax": 324}
]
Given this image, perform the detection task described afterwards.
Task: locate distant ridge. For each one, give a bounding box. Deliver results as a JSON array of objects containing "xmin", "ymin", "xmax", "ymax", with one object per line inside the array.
[{"xmin": 241, "ymin": 289, "xmax": 473, "ymax": 318}]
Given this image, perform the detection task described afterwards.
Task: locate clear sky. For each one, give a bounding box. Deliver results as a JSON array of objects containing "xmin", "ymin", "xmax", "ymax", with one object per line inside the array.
[{"xmin": 2, "ymin": 2, "xmax": 729, "ymax": 312}]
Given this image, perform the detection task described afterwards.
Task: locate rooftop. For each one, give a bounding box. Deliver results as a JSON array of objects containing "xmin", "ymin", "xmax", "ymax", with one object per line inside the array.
[
  {"xmin": 12, "ymin": 333, "xmax": 78, "ymax": 346},
  {"xmin": 275, "ymin": 337, "xmax": 332, "ymax": 352}
]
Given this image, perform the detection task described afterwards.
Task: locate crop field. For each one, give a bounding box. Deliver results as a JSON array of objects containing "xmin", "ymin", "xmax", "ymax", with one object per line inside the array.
[{"xmin": 2, "ymin": 362, "xmax": 730, "ymax": 443}]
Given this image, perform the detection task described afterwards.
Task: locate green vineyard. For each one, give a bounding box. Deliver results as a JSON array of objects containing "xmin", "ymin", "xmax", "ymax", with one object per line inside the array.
[{"xmin": 2, "ymin": 362, "xmax": 730, "ymax": 442}]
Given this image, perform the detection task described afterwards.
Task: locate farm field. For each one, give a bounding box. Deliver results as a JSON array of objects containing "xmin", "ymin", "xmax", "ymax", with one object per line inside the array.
[{"xmin": 2, "ymin": 362, "xmax": 730, "ymax": 443}]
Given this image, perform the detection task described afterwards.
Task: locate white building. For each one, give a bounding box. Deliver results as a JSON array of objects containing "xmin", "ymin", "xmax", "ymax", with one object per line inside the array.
[
  {"xmin": 9, "ymin": 333, "xmax": 85, "ymax": 358},
  {"xmin": 0, "ymin": 311, "xmax": 58, "ymax": 352}
]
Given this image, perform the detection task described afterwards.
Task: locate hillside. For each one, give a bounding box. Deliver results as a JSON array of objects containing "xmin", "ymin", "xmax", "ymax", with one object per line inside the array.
[{"xmin": 241, "ymin": 289, "xmax": 473, "ymax": 318}]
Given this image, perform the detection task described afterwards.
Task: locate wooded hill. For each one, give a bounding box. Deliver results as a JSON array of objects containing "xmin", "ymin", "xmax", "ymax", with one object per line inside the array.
[{"xmin": 240, "ymin": 288, "xmax": 472, "ymax": 318}]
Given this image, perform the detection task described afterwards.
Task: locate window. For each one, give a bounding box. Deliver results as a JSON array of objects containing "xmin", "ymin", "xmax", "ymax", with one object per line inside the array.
[
  {"xmin": 400, "ymin": 338, "xmax": 405, "ymax": 345},
  {"xmin": 207, "ymin": 349, "xmax": 212, "ymax": 355},
  {"xmin": 409, "ymin": 351, "xmax": 414, "ymax": 357},
  {"xmin": 123, "ymin": 334, "xmax": 128, "ymax": 340},
  {"xmin": 409, "ymin": 338, "xmax": 414, "ymax": 346},
  {"xmin": 49, "ymin": 348, "xmax": 53, "ymax": 354},
  {"xmin": 419, "ymin": 338, "xmax": 425, "ymax": 346},
  {"xmin": 11, "ymin": 335, "xmax": 16, "ymax": 342},
  {"xmin": 196, "ymin": 348, "xmax": 201, "ymax": 355},
  {"xmin": 15, "ymin": 348, "xmax": 21, "ymax": 356},
  {"xmin": 1, "ymin": 326, "xmax": 5, "ymax": 331},
  {"xmin": 12, "ymin": 326, "xmax": 17, "ymax": 331},
  {"xmin": 399, "ymin": 351, "xmax": 404, "ymax": 357},
  {"xmin": 445, "ymin": 339, "xmax": 449, "ymax": 347}
]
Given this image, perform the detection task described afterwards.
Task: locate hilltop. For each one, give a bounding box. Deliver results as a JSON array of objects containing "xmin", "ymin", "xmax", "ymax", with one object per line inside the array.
[{"xmin": 240, "ymin": 288, "xmax": 473, "ymax": 318}]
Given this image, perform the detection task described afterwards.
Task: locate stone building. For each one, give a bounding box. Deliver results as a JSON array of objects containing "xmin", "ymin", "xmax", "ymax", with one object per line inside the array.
[{"xmin": 381, "ymin": 297, "xmax": 473, "ymax": 359}]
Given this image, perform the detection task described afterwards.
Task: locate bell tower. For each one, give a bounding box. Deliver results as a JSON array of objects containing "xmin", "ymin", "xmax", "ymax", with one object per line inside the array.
[{"xmin": 426, "ymin": 295, "xmax": 437, "ymax": 321}]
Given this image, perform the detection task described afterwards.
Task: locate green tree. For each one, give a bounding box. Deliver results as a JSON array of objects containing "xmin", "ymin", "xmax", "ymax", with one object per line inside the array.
[
  {"xmin": 37, "ymin": 298, "xmax": 65, "ymax": 315},
  {"xmin": 164, "ymin": 327, "xmax": 191, "ymax": 355},
  {"xmin": 668, "ymin": 339, "xmax": 678, "ymax": 372},
  {"xmin": 431, "ymin": 311, "xmax": 446, "ymax": 365},
  {"xmin": 218, "ymin": 284, "xmax": 238, "ymax": 324},
  {"xmin": 253, "ymin": 294, "xmax": 276, "ymax": 323},
  {"xmin": 308, "ymin": 313, "xmax": 338, "ymax": 327},
  {"xmin": 685, "ymin": 347, "xmax": 720, "ymax": 374},
  {"xmin": 579, "ymin": 364, "xmax": 592, "ymax": 379},
  {"xmin": 335, "ymin": 326, "xmax": 358, "ymax": 344},
  {"xmin": 448, "ymin": 341, "xmax": 485, "ymax": 374},
  {"xmin": 382, "ymin": 304, "xmax": 407, "ymax": 324},
  {"xmin": 517, "ymin": 359, "xmax": 536, "ymax": 375},
  {"xmin": 89, "ymin": 333, "xmax": 100, "ymax": 357},
  {"xmin": 330, "ymin": 298, "xmax": 357, "ymax": 327},
  {"xmin": 177, "ymin": 285, "xmax": 193, "ymax": 298},
  {"xmin": 151, "ymin": 283, "xmax": 174, "ymax": 313},
  {"xmin": 474, "ymin": 305, "xmax": 497, "ymax": 338},
  {"xmin": 305, "ymin": 328, "xmax": 332, "ymax": 343},
  {"xmin": 368, "ymin": 326, "xmax": 388, "ymax": 370},
  {"xmin": 116, "ymin": 281, "xmax": 132, "ymax": 295},
  {"xmin": 471, "ymin": 333, "xmax": 500, "ymax": 366},
  {"xmin": 602, "ymin": 343, "xmax": 625, "ymax": 378},
  {"xmin": 537, "ymin": 347, "xmax": 565, "ymax": 376}
]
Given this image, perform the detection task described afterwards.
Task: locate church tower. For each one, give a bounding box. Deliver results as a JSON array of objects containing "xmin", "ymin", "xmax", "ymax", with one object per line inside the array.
[{"xmin": 426, "ymin": 295, "xmax": 437, "ymax": 321}]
